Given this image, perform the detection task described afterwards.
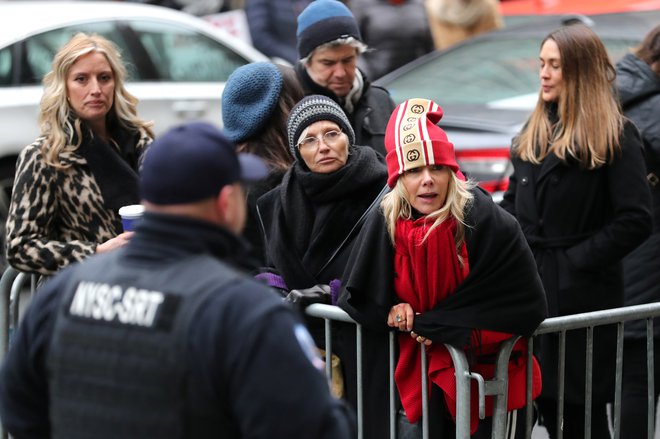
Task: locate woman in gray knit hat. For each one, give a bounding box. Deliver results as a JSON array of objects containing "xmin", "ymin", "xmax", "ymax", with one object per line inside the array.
[{"xmin": 256, "ymin": 94, "xmax": 387, "ymax": 408}]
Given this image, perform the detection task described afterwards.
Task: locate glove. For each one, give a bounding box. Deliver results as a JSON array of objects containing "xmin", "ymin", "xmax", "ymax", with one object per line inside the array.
[{"xmin": 285, "ymin": 284, "xmax": 332, "ymax": 308}]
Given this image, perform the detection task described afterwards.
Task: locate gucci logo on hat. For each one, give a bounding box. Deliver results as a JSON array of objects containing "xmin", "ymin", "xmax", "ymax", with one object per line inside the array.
[
  {"xmin": 406, "ymin": 149, "xmax": 420, "ymax": 162},
  {"xmin": 411, "ymin": 104, "xmax": 425, "ymax": 114},
  {"xmin": 385, "ymin": 97, "xmax": 459, "ymax": 189}
]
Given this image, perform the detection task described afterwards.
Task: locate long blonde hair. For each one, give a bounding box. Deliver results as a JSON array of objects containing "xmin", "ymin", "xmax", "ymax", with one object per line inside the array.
[
  {"xmin": 380, "ymin": 170, "xmax": 474, "ymax": 264},
  {"xmin": 39, "ymin": 32, "xmax": 154, "ymax": 168},
  {"xmin": 514, "ymin": 25, "xmax": 623, "ymax": 169}
]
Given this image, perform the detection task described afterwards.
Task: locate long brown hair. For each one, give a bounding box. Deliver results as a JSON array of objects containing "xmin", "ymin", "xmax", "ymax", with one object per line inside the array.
[
  {"xmin": 635, "ymin": 24, "xmax": 660, "ymax": 75},
  {"xmin": 236, "ymin": 64, "xmax": 304, "ymax": 171},
  {"xmin": 514, "ymin": 24, "xmax": 623, "ymax": 169}
]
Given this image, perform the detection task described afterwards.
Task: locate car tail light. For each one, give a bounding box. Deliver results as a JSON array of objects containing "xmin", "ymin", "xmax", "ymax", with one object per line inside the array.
[{"xmin": 455, "ymin": 148, "xmax": 511, "ymax": 194}]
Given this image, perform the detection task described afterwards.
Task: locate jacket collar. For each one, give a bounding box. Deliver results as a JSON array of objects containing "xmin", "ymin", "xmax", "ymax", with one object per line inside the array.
[{"xmin": 124, "ymin": 212, "xmax": 257, "ymax": 272}]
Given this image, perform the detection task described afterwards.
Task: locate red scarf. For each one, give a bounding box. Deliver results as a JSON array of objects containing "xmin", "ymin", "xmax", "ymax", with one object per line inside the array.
[
  {"xmin": 394, "ymin": 215, "xmax": 468, "ymax": 419},
  {"xmin": 393, "ymin": 216, "xmax": 541, "ymax": 432}
]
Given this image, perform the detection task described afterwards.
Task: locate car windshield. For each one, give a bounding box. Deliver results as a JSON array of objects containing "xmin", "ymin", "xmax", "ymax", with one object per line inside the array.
[{"xmin": 384, "ymin": 36, "xmax": 638, "ymax": 107}]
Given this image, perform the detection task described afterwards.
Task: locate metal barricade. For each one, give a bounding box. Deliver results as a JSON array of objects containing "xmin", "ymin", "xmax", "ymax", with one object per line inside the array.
[
  {"xmin": 306, "ymin": 303, "xmax": 521, "ymax": 439},
  {"xmin": 2, "ymin": 270, "xmax": 659, "ymax": 439},
  {"xmin": 0, "ymin": 266, "xmax": 39, "ymax": 439},
  {"xmin": 527, "ymin": 302, "xmax": 660, "ymax": 439},
  {"xmin": 0, "ymin": 267, "xmax": 38, "ymax": 359}
]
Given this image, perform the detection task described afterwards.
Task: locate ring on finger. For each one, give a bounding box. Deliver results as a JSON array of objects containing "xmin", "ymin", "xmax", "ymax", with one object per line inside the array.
[
  {"xmin": 416, "ymin": 336, "xmax": 424, "ymax": 343},
  {"xmin": 396, "ymin": 314, "xmax": 402, "ymax": 323}
]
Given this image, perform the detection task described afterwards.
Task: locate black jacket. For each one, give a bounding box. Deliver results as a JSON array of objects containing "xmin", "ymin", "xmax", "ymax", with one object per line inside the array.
[
  {"xmin": 500, "ymin": 119, "xmax": 653, "ymax": 402},
  {"xmin": 0, "ymin": 213, "xmax": 355, "ymax": 439},
  {"xmin": 295, "ymin": 62, "xmax": 396, "ymax": 157},
  {"xmin": 616, "ymin": 52, "xmax": 660, "ymax": 338}
]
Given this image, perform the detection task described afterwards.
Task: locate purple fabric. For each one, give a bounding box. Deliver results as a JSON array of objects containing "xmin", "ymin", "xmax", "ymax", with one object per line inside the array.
[
  {"xmin": 255, "ymin": 272, "xmax": 289, "ymax": 291},
  {"xmin": 329, "ymin": 279, "xmax": 342, "ymax": 305}
]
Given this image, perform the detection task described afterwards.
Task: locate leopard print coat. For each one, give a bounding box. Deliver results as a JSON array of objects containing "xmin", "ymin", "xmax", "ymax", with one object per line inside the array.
[{"xmin": 6, "ymin": 129, "xmax": 151, "ymax": 275}]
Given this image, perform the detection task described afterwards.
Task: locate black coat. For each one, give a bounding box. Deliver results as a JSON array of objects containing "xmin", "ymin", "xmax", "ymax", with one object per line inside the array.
[
  {"xmin": 500, "ymin": 119, "xmax": 653, "ymax": 402},
  {"xmin": 243, "ymin": 170, "xmax": 287, "ymax": 268},
  {"xmin": 339, "ymin": 186, "xmax": 548, "ymax": 438},
  {"xmin": 256, "ymin": 146, "xmax": 388, "ymax": 420},
  {"xmin": 295, "ymin": 63, "xmax": 396, "ymax": 157},
  {"xmin": 616, "ymin": 53, "xmax": 660, "ymax": 339}
]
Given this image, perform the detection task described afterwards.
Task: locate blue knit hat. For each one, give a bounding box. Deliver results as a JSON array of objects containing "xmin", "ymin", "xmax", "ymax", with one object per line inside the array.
[
  {"xmin": 221, "ymin": 62, "xmax": 283, "ymax": 143},
  {"xmin": 297, "ymin": 0, "xmax": 362, "ymax": 60}
]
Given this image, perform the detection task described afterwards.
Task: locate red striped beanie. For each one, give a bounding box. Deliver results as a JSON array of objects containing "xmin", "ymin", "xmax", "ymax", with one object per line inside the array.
[{"xmin": 384, "ymin": 98, "xmax": 459, "ymax": 188}]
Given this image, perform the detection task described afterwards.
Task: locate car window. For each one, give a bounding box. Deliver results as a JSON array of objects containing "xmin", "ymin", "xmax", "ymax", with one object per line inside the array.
[
  {"xmin": 128, "ymin": 20, "xmax": 248, "ymax": 82},
  {"xmin": 384, "ymin": 36, "xmax": 638, "ymax": 106},
  {"xmin": 14, "ymin": 22, "xmax": 139, "ymax": 86},
  {"xmin": 0, "ymin": 48, "xmax": 10, "ymax": 86}
]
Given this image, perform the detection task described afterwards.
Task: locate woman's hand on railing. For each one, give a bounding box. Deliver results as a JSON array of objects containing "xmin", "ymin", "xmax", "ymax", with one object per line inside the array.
[
  {"xmin": 387, "ymin": 302, "xmax": 414, "ymax": 332},
  {"xmin": 410, "ymin": 331, "xmax": 433, "ymax": 346}
]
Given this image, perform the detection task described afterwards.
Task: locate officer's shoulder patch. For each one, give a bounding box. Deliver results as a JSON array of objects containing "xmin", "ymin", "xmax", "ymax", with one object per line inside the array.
[{"xmin": 294, "ymin": 323, "xmax": 324, "ymax": 372}]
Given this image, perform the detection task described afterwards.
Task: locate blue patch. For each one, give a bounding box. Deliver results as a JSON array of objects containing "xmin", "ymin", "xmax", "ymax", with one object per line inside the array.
[{"xmin": 294, "ymin": 324, "xmax": 324, "ymax": 371}]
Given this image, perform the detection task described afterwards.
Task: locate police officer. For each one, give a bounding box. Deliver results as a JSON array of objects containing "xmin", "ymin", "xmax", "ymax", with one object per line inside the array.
[{"xmin": 0, "ymin": 122, "xmax": 356, "ymax": 439}]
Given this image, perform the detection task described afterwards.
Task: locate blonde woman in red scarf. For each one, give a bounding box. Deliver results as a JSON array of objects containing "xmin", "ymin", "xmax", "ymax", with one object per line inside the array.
[{"xmin": 339, "ymin": 98, "xmax": 547, "ymax": 438}]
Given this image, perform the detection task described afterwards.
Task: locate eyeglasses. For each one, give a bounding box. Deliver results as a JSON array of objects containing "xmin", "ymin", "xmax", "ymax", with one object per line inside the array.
[{"xmin": 298, "ymin": 130, "xmax": 343, "ymax": 151}]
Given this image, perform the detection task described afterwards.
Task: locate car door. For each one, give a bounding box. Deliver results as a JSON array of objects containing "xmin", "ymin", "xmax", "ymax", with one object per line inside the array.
[{"xmin": 117, "ymin": 18, "xmax": 254, "ymax": 133}]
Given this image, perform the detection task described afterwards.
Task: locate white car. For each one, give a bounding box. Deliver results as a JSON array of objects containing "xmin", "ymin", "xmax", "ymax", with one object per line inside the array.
[{"xmin": 0, "ymin": 0, "xmax": 268, "ymax": 201}]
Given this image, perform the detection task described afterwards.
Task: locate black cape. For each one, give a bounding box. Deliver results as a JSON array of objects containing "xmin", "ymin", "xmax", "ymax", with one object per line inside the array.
[{"xmin": 339, "ymin": 186, "xmax": 548, "ymax": 347}]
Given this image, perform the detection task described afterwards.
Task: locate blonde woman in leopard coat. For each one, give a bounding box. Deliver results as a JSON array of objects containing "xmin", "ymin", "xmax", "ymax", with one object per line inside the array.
[{"xmin": 6, "ymin": 33, "xmax": 154, "ymax": 276}]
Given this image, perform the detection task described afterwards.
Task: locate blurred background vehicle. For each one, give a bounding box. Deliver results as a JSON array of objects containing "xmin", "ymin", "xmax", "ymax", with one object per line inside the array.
[
  {"xmin": 0, "ymin": 0, "xmax": 268, "ymax": 267},
  {"xmin": 375, "ymin": 10, "xmax": 660, "ymax": 202},
  {"xmin": 500, "ymin": 0, "xmax": 660, "ymax": 23}
]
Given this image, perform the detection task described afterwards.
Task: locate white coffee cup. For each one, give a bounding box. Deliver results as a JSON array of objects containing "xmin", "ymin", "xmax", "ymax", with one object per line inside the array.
[{"xmin": 118, "ymin": 204, "xmax": 144, "ymax": 232}]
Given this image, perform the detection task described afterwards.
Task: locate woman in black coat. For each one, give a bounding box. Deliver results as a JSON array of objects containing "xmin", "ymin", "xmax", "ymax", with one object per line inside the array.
[
  {"xmin": 500, "ymin": 24, "xmax": 653, "ymax": 438},
  {"xmin": 256, "ymin": 94, "xmax": 388, "ymax": 409}
]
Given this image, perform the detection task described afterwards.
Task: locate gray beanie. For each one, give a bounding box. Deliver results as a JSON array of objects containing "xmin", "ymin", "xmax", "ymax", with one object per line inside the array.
[{"xmin": 287, "ymin": 95, "xmax": 355, "ymax": 158}]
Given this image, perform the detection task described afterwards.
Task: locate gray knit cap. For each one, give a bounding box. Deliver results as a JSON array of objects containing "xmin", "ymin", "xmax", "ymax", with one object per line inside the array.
[{"xmin": 287, "ymin": 95, "xmax": 355, "ymax": 158}]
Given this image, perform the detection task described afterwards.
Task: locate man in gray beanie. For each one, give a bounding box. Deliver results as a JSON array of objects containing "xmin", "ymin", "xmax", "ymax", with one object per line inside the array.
[{"xmin": 294, "ymin": 0, "xmax": 396, "ymax": 158}]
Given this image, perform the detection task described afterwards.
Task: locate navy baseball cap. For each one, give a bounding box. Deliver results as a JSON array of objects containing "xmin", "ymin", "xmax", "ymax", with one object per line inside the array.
[{"xmin": 140, "ymin": 121, "xmax": 268, "ymax": 205}]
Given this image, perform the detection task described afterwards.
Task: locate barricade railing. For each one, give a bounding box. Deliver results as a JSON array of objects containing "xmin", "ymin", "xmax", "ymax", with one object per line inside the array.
[
  {"xmin": 0, "ymin": 267, "xmax": 38, "ymax": 361},
  {"xmin": 2, "ymin": 263, "xmax": 660, "ymax": 439},
  {"xmin": 306, "ymin": 303, "xmax": 520, "ymax": 439},
  {"xmin": 0, "ymin": 266, "xmax": 38, "ymax": 439},
  {"xmin": 526, "ymin": 302, "xmax": 660, "ymax": 439}
]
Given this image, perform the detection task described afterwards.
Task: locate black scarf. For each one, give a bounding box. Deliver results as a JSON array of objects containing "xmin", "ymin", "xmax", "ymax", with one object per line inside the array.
[
  {"xmin": 75, "ymin": 124, "xmax": 142, "ymax": 210},
  {"xmin": 267, "ymin": 146, "xmax": 387, "ymax": 289}
]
